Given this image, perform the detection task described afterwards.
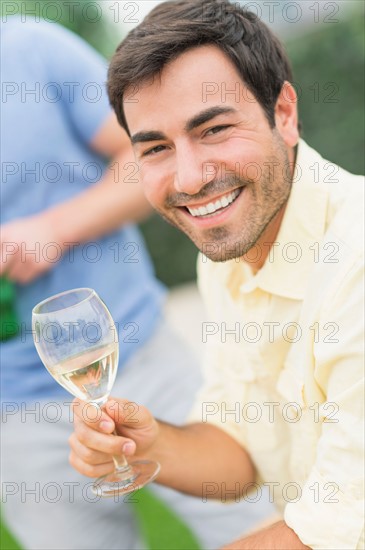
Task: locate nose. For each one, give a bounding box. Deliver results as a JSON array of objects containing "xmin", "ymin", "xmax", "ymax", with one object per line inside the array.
[{"xmin": 173, "ymin": 143, "xmax": 217, "ymax": 195}]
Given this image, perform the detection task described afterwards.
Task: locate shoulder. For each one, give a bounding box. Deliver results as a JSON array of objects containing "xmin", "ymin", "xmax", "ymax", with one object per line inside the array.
[
  {"xmin": 301, "ymin": 140, "xmax": 364, "ymax": 258},
  {"xmin": 326, "ymin": 167, "xmax": 364, "ymax": 256},
  {"xmin": 2, "ymin": 16, "xmax": 82, "ymax": 42},
  {"xmin": 1, "ymin": 17, "xmax": 71, "ymax": 47},
  {"xmin": 2, "ymin": 17, "xmax": 103, "ymax": 67}
]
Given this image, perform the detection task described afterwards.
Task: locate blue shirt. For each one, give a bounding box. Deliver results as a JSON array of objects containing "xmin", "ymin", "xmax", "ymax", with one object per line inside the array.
[{"xmin": 0, "ymin": 18, "xmax": 165, "ymax": 402}]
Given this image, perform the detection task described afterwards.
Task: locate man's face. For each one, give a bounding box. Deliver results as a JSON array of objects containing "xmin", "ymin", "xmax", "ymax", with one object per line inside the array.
[{"xmin": 124, "ymin": 45, "xmax": 297, "ymax": 262}]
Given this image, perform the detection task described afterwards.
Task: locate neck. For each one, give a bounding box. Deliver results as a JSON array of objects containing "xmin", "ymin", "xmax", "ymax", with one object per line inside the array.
[{"xmin": 243, "ymin": 204, "xmax": 287, "ymax": 273}]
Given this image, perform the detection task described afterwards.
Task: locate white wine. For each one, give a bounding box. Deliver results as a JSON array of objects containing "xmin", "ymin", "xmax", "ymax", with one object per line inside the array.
[
  {"xmin": 32, "ymin": 288, "xmax": 160, "ymax": 497},
  {"xmin": 49, "ymin": 343, "xmax": 119, "ymax": 404}
]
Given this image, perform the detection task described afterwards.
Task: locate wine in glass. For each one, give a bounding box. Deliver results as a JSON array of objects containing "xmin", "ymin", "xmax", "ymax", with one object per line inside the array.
[{"xmin": 32, "ymin": 287, "xmax": 160, "ymax": 497}]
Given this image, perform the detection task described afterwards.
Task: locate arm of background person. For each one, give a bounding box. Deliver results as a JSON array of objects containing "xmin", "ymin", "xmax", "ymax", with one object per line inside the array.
[{"xmin": 0, "ymin": 113, "xmax": 151, "ymax": 284}]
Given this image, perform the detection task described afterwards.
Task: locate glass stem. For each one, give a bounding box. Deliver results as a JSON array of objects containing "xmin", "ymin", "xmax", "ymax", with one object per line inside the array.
[
  {"xmin": 92, "ymin": 400, "xmax": 133, "ymax": 474},
  {"xmin": 112, "ymin": 432, "xmax": 132, "ymax": 473}
]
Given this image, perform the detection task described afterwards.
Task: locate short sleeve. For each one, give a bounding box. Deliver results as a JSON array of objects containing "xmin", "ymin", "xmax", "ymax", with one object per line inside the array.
[{"xmin": 12, "ymin": 19, "xmax": 111, "ymax": 143}]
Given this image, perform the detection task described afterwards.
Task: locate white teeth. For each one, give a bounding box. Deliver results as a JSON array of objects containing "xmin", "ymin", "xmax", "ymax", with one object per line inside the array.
[
  {"xmin": 187, "ymin": 189, "xmax": 241, "ymax": 217},
  {"xmin": 221, "ymin": 196, "xmax": 229, "ymax": 208}
]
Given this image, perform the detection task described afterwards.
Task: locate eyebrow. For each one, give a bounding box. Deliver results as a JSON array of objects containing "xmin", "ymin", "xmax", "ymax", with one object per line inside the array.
[
  {"xmin": 185, "ymin": 106, "xmax": 237, "ymax": 132},
  {"xmin": 130, "ymin": 106, "xmax": 237, "ymax": 145},
  {"xmin": 131, "ymin": 131, "xmax": 165, "ymax": 145}
]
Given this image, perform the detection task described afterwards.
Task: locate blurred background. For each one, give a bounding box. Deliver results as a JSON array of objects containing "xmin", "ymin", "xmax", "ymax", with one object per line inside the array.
[{"xmin": 1, "ymin": 0, "xmax": 363, "ymax": 287}]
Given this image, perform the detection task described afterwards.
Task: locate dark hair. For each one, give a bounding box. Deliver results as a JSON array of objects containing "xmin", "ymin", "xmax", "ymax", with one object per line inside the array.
[{"xmin": 108, "ymin": 0, "xmax": 295, "ymax": 135}]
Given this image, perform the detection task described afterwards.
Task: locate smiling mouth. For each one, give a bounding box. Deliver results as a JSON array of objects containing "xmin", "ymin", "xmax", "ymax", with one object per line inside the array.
[{"xmin": 183, "ymin": 188, "xmax": 243, "ymax": 218}]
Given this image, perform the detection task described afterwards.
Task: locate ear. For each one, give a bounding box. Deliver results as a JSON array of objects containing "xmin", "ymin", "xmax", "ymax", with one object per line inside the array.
[{"xmin": 274, "ymin": 81, "xmax": 299, "ymax": 147}]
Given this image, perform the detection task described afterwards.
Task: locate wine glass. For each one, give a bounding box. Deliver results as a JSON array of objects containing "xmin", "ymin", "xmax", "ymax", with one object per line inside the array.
[{"xmin": 32, "ymin": 288, "xmax": 160, "ymax": 497}]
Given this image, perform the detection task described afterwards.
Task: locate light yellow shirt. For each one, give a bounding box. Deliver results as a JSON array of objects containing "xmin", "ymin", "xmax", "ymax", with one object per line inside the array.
[{"xmin": 189, "ymin": 140, "xmax": 364, "ymax": 549}]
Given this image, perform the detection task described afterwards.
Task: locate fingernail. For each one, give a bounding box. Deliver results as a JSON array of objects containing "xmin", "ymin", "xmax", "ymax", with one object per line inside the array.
[
  {"xmin": 123, "ymin": 441, "xmax": 135, "ymax": 455},
  {"xmin": 100, "ymin": 420, "xmax": 113, "ymax": 432}
]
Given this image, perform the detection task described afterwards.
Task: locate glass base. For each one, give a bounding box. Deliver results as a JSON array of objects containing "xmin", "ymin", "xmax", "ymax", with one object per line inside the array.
[{"xmin": 92, "ymin": 460, "xmax": 161, "ymax": 497}]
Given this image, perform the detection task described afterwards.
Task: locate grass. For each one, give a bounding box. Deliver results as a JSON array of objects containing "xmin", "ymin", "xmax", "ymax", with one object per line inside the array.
[
  {"xmin": 133, "ymin": 489, "xmax": 201, "ymax": 550},
  {"xmin": 0, "ymin": 520, "xmax": 21, "ymax": 550},
  {"xmin": 0, "ymin": 489, "xmax": 201, "ymax": 550}
]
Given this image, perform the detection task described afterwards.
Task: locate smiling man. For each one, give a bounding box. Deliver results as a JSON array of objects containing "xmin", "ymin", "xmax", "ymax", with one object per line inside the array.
[
  {"xmin": 69, "ymin": 1, "xmax": 364, "ymax": 548},
  {"xmin": 125, "ymin": 44, "xmax": 296, "ymax": 269}
]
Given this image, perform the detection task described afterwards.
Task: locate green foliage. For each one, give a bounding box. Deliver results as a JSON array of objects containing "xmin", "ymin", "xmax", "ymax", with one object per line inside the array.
[
  {"xmin": 0, "ymin": 520, "xmax": 21, "ymax": 550},
  {"xmin": 140, "ymin": 216, "xmax": 199, "ymax": 288},
  {"xmin": 133, "ymin": 489, "xmax": 201, "ymax": 550},
  {"xmin": 0, "ymin": 278, "xmax": 19, "ymax": 341},
  {"xmin": 1, "ymin": 0, "xmax": 118, "ymax": 58},
  {"xmin": 287, "ymin": 13, "xmax": 365, "ymax": 174}
]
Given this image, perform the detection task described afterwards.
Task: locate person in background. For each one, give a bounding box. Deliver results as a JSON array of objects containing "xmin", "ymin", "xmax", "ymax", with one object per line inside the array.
[
  {"xmin": 69, "ymin": 1, "xmax": 364, "ymax": 549},
  {"xmin": 0, "ymin": 17, "xmax": 272, "ymax": 550}
]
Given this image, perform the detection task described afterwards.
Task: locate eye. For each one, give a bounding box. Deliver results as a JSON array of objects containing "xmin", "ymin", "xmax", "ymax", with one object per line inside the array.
[
  {"xmin": 205, "ymin": 125, "xmax": 231, "ymax": 136},
  {"xmin": 141, "ymin": 144, "xmax": 167, "ymax": 157}
]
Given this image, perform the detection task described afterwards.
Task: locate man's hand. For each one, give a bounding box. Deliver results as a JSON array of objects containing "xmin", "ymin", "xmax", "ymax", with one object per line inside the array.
[
  {"xmin": 69, "ymin": 398, "xmax": 159, "ymax": 478},
  {"xmin": 221, "ymin": 520, "xmax": 311, "ymax": 550},
  {"xmin": 0, "ymin": 213, "xmax": 65, "ymax": 284},
  {"xmin": 69, "ymin": 397, "xmax": 256, "ymax": 497}
]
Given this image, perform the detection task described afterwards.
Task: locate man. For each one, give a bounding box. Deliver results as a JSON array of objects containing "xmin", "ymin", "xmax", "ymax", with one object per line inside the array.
[
  {"xmin": 0, "ymin": 16, "xmax": 271, "ymax": 550},
  {"xmin": 69, "ymin": 1, "xmax": 364, "ymax": 548}
]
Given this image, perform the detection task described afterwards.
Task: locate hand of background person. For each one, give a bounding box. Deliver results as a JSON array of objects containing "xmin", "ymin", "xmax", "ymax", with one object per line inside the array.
[{"xmin": 0, "ymin": 213, "xmax": 66, "ymax": 284}]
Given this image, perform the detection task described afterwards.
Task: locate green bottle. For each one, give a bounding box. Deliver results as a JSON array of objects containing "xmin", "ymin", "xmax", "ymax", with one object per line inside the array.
[{"xmin": 0, "ymin": 277, "xmax": 19, "ymax": 341}]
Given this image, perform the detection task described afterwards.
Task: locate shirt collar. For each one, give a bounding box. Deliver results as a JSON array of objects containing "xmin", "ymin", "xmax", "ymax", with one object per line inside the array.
[{"xmin": 222, "ymin": 139, "xmax": 330, "ymax": 301}]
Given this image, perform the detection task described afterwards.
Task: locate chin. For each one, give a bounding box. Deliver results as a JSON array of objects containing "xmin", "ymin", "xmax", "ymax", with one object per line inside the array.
[
  {"xmin": 201, "ymin": 249, "xmax": 243, "ymax": 263},
  {"xmin": 195, "ymin": 238, "xmax": 248, "ymax": 263}
]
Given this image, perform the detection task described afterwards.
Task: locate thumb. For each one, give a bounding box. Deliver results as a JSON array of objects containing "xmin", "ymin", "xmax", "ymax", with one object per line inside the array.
[{"xmin": 105, "ymin": 398, "xmax": 149, "ymax": 431}]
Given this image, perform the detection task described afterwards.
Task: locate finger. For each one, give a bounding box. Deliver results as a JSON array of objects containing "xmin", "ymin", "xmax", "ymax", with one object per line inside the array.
[
  {"xmin": 7, "ymin": 262, "xmax": 41, "ymax": 285},
  {"xmin": 73, "ymin": 416, "xmax": 138, "ymax": 458},
  {"xmin": 72, "ymin": 399, "xmax": 116, "ymax": 433},
  {"xmin": 0, "ymin": 239, "xmax": 16, "ymax": 275},
  {"xmin": 105, "ymin": 398, "xmax": 151, "ymax": 430},
  {"xmin": 69, "ymin": 449, "xmax": 114, "ymax": 478},
  {"xmin": 68, "ymin": 432, "xmax": 113, "ymax": 465},
  {"xmin": 0, "ymin": 255, "xmax": 15, "ymax": 278},
  {"xmin": 5, "ymin": 261, "xmax": 26, "ymax": 284},
  {"xmin": 74, "ymin": 419, "xmax": 123, "ymax": 455},
  {"xmin": 69, "ymin": 430, "xmax": 136, "ymax": 462}
]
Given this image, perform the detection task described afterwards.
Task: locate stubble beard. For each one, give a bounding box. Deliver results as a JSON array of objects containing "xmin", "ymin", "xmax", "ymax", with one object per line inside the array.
[{"xmin": 158, "ymin": 135, "xmax": 292, "ymax": 263}]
